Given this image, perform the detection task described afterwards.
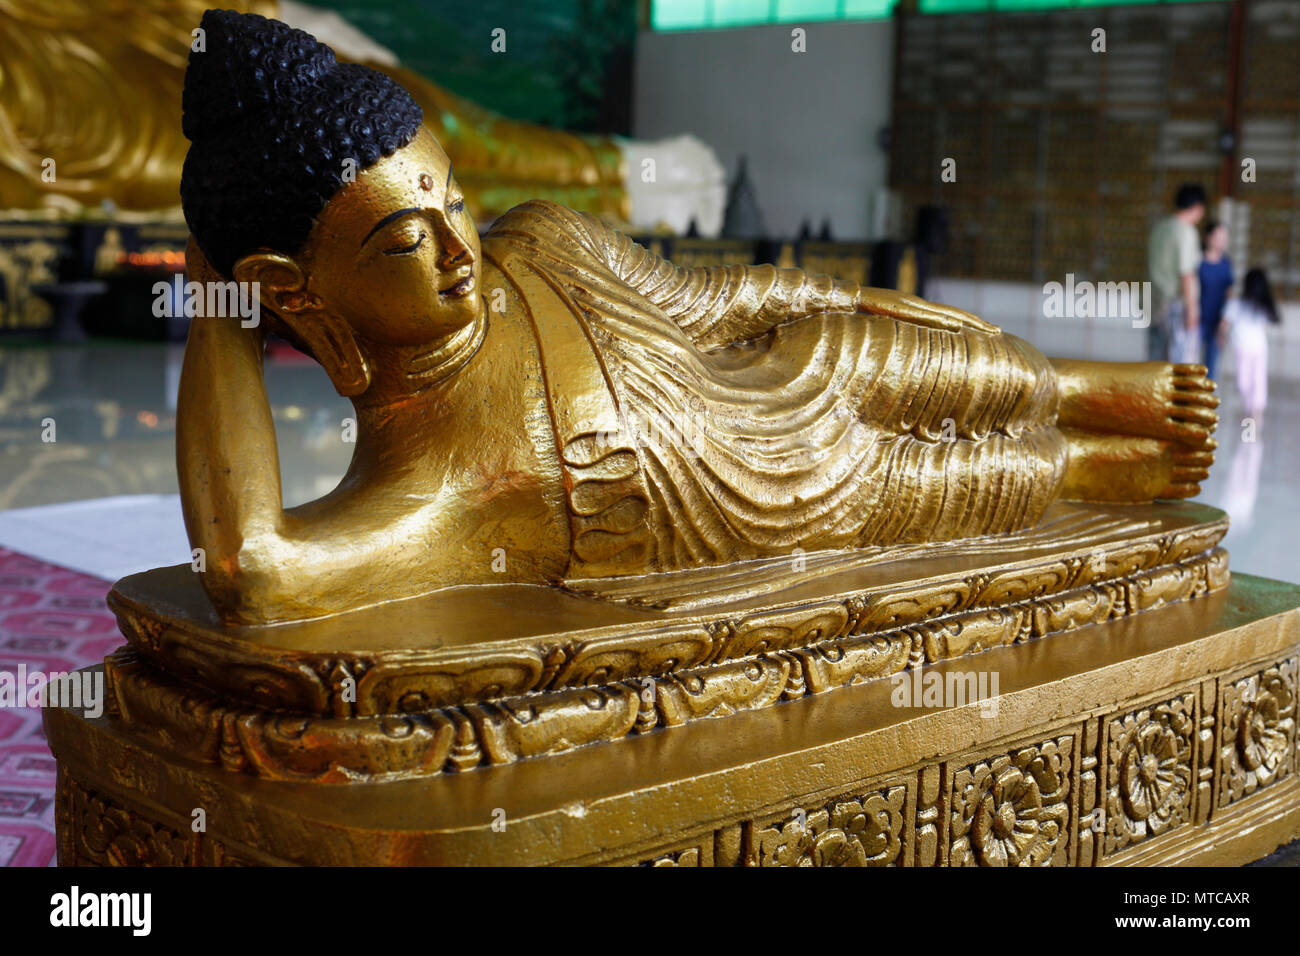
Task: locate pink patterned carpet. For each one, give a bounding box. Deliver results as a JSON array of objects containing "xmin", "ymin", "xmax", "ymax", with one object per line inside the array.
[{"xmin": 0, "ymin": 548, "xmax": 121, "ymax": 866}]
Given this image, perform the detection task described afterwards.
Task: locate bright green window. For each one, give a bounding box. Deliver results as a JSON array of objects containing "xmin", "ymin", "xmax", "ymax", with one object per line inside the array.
[
  {"xmin": 651, "ymin": 0, "xmax": 1224, "ymax": 29},
  {"xmin": 651, "ymin": 0, "xmax": 898, "ymax": 31},
  {"xmin": 917, "ymin": 0, "xmax": 1221, "ymax": 11}
]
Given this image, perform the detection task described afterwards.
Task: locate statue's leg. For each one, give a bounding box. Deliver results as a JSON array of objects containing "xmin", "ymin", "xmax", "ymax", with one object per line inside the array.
[
  {"xmin": 1050, "ymin": 359, "xmax": 1218, "ymax": 500},
  {"xmin": 846, "ymin": 325, "xmax": 1071, "ymax": 543}
]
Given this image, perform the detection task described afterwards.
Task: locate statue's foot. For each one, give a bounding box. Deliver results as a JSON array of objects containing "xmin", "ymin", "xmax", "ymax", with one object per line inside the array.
[
  {"xmin": 1154, "ymin": 363, "xmax": 1220, "ymax": 452},
  {"xmin": 1053, "ymin": 358, "xmax": 1218, "ymax": 456},
  {"xmin": 1165, "ymin": 441, "xmax": 1216, "ymax": 498},
  {"xmin": 1059, "ymin": 429, "xmax": 1210, "ymax": 501},
  {"xmin": 1052, "ymin": 359, "xmax": 1219, "ymax": 501}
]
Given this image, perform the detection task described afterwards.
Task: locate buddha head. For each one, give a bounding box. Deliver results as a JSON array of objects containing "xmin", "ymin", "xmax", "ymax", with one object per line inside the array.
[{"xmin": 180, "ymin": 9, "xmax": 482, "ymax": 398}]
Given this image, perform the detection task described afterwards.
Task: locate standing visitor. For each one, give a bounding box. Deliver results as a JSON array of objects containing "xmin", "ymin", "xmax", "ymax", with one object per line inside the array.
[
  {"xmin": 1221, "ymin": 267, "xmax": 1279, "ymax": 424},
  {"xmin": 1197, "ymin": 219, "xmax": 1233, "ymax": 380},
  {"xmin": 1147, "ymin": 183, "xmax": 1206, "ymax": 362}
]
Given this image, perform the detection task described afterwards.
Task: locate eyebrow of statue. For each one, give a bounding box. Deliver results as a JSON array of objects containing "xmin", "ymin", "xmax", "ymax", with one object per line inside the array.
[{"xmin": 361, "ymin": 208, "xmax": 422, "ymax": 248}]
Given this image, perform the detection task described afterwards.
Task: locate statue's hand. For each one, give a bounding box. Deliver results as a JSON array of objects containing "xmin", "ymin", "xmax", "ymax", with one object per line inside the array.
[{"xmin": 855, "ymin": 287, "xmax": 1000, "ymax": 335}]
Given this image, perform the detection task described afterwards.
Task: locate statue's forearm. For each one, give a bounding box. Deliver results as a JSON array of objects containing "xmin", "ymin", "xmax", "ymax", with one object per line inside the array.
[
  {"xmin": 553, "ymin": 204, "xmax": 852, "ymax": 347},
  {"xmin": 620, "ymin": 253, "xmax": 858, "ymax": 350},
  {"xmin": 685, "ymin": 266, "xmax": 859, "ymax": 349},
  {"xmin": 597, "ymin": 216, "xmax": 988, "ymax": 345},
  {"xmin": 668, "ymin": 267, "xmax": 998, "ymax": 346},
  {"xmin": 176, "ymin": 317, "xmax": 285, "ymax": 581},
  {"xmin": 510, "ymin": 201, "xmax": 993, "ymax": 348}
]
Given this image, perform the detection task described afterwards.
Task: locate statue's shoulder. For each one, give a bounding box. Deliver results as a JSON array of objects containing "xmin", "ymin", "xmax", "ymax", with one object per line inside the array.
[
  {"xmin": 486, "ymin": 199, "xmax": 580, "ymax": 236},
  {"xmin": 483, "ymin": 200, "xmax": 611, "ymax": 260}
]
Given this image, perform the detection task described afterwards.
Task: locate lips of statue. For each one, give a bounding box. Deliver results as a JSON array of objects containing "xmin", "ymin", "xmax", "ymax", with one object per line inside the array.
[{"xmin": 300, "ymin": 127, "xmax": 484, "ymax": 348}]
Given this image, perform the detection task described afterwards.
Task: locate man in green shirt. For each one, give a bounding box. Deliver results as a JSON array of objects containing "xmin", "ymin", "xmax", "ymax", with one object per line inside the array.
[{"xmin": 1147, "ymin": 183, "xmax": 1207, "ymax": 361}]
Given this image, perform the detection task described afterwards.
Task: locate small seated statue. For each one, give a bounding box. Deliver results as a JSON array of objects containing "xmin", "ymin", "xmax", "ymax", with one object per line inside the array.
[{"xmin": 178, "ymin": 10, "xmax": 1217, "ymax": 625}]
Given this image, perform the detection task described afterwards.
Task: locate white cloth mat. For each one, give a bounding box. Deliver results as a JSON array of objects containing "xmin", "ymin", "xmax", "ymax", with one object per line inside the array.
[{"xmin": 0, "ymin": 494, "xmax": 189, "ymax": 583}]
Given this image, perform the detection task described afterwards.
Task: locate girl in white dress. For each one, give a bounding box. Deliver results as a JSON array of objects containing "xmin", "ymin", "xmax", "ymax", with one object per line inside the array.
[{"xmin": 1221, "ymin": 268, "xmax": 1280, "ymax": 421}]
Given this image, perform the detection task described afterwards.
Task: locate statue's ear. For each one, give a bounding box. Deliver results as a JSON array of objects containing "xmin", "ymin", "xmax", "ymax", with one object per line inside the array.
[{"xmin": 231, "ymin": 251, "xmax": 372, "ymax": 397}]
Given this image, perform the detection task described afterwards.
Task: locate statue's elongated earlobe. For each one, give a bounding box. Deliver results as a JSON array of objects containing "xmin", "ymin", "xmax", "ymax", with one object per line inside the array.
[
  {"xmin": 232, "ymin": 251, "xmax": 373, "ymax": 397},
  {"xmin": 292, "ymin": 313, "xmax": 372, "ymax": 397}
]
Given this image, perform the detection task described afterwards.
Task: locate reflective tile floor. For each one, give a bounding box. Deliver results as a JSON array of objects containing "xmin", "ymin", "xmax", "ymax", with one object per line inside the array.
[
  {"xmin": 0, "ymin": 331, "xmax": 1296, "ymax": 583},
  {"xmin": 0, "ymin": 339, "xmax": 353, "ymax": 512}
]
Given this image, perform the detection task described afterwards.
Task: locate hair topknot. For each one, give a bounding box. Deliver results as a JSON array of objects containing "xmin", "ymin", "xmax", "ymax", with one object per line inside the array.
[{"xmin": 180, "ymin": 9, "xmax": 424, "ymax": 276}]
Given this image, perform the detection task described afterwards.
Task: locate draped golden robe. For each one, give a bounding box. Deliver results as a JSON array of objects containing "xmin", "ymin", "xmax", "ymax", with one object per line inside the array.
[{"xmin": 482, "ymin": 201, "xmax": 1067, "ymax": 581}]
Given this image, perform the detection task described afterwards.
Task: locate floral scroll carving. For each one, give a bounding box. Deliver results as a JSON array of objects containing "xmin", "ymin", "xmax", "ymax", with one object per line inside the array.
[
  {"xmin": 66, "ymin": 777, "xmax": 193, "ymax": 867},
  {"xmin": 1219, "ymin": 658, "xmax": 1298, "ymax": 808},
  {"xmin": 643, "ymin": 847, "xmax": 701, "ymax": 867},
  {"xmin": 749, "ymin": 785, "xmax": 907, "ymax": 867},
  {"xmin": 1104, "ymin": 694, "xmax": 1195, "ymax": 856},
  {"xmin": 950, "ymin": 736, "xmax": 1072, "ymax": 866}
]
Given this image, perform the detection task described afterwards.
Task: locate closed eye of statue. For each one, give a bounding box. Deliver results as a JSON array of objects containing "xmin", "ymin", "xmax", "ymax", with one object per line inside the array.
[{"xmin": 384, "ymin": 231, "xmax": 427, "ymax": 256}]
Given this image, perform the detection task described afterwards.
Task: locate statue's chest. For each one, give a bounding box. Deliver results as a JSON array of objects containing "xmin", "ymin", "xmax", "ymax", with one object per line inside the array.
[{"xmin": 480, "ymin": 254, "xmax": 659, "ymax": 579}]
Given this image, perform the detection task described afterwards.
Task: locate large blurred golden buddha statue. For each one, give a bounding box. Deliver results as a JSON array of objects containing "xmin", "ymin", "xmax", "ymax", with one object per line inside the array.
[
  {"xmin": 0, "ymin": 0, "xmax": 627, "ymax": 222},
  {"xmin": 172, "ymin": 12, "xmax": 1219, "ymax": 626}
]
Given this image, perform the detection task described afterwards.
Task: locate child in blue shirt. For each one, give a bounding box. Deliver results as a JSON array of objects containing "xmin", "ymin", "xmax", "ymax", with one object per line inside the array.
[{"xmin": 1198, "ymin": 220, "xmax": 1233, "ymax": 380}]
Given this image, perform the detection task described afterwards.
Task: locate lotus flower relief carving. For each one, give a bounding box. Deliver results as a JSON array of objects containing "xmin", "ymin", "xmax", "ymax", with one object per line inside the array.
[
  {"xmin": 1120, "ymin": 716, "xmax": 1191, "ymax": 825},
  {"xmin": 756, "ymin": 789, "xmax": 905, "ymax": 867},
  {"xmin": 958, "ymin": 747, "xmax": 1069, "ymax": 866},
  {"xmin": 1219, "ymin": 661, "xmax": 1297, "ymax": 808},
  {"xmin": 1236, "ymin": 671, "xmax": 1294, "ymax": 781}
]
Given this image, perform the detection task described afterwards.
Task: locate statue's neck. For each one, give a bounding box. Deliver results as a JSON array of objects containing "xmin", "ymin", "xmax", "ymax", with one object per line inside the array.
[{"xmin": 351, "ymin": 303, "xmax": 487, "ymax": 415}]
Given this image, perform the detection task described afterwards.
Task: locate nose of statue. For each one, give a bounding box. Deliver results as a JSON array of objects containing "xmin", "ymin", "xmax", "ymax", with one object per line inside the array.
[
  {"xmin": 440, "ymin": 244, "xmax": 469, "ymax": 270},
  {"xmin": 435, "ymin": 216, "xmax": 472, "ymax": 270}
]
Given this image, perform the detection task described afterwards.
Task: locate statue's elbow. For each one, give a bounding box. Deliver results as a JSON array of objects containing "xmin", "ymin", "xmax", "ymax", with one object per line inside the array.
[{"xmin": 198, "ymin": 535, "xmax": 290, "ymax": 625}]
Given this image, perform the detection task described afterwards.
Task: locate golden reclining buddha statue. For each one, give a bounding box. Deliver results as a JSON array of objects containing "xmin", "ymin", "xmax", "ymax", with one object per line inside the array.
[
  {"xmin": 44, "ymin": 8, "xmax": 1300, "ymax": 873},
  {"xmin": 177, "ymin": 10, "xmax": 1218, "ymax": 626}
]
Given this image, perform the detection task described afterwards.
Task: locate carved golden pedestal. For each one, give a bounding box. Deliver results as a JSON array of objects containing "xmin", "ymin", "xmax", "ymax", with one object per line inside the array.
[{"xmin": 44, "ymin": 503, "xmax": 1300, "ymax": 865}]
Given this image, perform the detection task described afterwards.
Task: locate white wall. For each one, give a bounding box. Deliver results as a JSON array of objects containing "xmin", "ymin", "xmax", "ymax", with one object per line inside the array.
[
  {"xmin": 633, "ymin": 20, "xmax": 894, "ymax": 240},
  {"xmin": 926, "ymin": 277, "xmax": 1300, "ymax": 383}
]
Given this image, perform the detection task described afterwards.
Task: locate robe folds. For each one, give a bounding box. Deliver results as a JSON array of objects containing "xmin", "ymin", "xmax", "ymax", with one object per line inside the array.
[{"xmin": 482, "ymin": 201, "xmax": 1066, "ymax": 579}]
